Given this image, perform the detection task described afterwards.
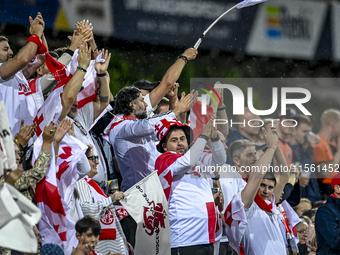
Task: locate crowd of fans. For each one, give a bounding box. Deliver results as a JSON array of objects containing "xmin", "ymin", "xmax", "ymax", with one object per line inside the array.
[{"xmin": 1, "ymin": 12, "xmax": 340, "ymax": 255}]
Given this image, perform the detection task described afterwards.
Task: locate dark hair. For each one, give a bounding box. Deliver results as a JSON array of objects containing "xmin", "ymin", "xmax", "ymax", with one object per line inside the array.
[
  {"xmin": 53, "ymin": 47, "xmax": 68, "ymax": 57},
  {"xmin": 312, "ymin": 200, "xmax": 326, "ymax": 209},
  {"xmin": 293, "ymin": 115, "xmax": 312, "ymax": 129},
  {"xmin": 75, "ymin": 215, "xmax": 101, "ymax": 236},
  {"xmin": 263, "ymin": 172, "xmax": 276, "ymax": 186},
  {"xmin": 228, "ymin": 139, "xmax": 256, "ymax": 166},
  {"xmin": 160, "ymin": 126, "xmax": 186, "ymax": 149},
  {"xmin": 85, "ymin": 145, "xmax": 94, "ymax": 157},
  {"xmin": 114, "ymin": 86, "xmax": 141, "ymax": 115},
  {"xmin": 48, "ymin": 51, "xmax": 59, "ymax": 59},
  {"xmin": 302, "ymin": 208, "xmax": 317, "ymax": 219},
  {"xmin": 0, "ymin": 36, "xmax": 9, "ymax": 43}
]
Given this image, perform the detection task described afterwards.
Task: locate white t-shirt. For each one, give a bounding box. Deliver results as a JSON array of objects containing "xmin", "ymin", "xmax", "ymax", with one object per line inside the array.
[
  {"xmin": 0, "ymin": 64, "xmax": 37, "ymax": 136},
  {"xmin": 143, "ymin": 93, "xmax": 157, "ymax": 118},
  {"xmin": 242, "ymin": 199, "xmax": 286, "ymax": 255}
]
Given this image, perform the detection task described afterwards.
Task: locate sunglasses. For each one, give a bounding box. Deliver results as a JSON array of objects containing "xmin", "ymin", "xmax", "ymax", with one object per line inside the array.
[
  {"xmin": 87, "ymin": 155, "xmax": 99, "ymax": 163},
  {"xmin": 74, "ymin": 120, "xmax": 87, "ymax": 136}
]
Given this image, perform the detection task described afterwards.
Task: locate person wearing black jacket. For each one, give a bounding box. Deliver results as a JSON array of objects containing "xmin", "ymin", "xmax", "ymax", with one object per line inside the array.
[{"xmin": 315, "ymin": 172, "xmax": 340, "ymax": 255}]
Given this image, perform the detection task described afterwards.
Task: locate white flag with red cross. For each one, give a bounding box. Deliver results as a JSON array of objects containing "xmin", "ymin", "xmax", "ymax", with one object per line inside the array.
[
  {"xmin": 224, "ymin": 192, "xmax": 248, "ymax": 255},
  {"xmin": 120, "ymin": 171, "xmax": 170, "ymax": 255},
  {"xmin": 33, "ymin": 133, "xmax": 87, "ymax": 254},
  {"xmin": 33, "ymin": 53, "xmax": 72, "ymax": 137},
  {"xmin": 67, "ymin": 49, "xmax": 106, "ymax": 109}
]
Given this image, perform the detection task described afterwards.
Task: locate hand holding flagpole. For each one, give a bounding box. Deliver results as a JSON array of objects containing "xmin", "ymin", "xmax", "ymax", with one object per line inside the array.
[{"xmin": 193, "ymin": 0, "xmax": 268, "ymax": 49}]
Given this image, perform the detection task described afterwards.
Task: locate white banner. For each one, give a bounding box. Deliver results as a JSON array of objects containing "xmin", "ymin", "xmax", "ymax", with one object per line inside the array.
[
  {"xmin": 0, "ymin": 101, "xmax": 17, "ymax": 175},
  {"xmin": 0, "ymin": 183, "xmax": 41, "ymax": 253},
  {"xmin": 246, "ymin": 0, "xmax": 327, "ymax": 60},
  {"xmin": 120, "ymin": 171, "xmax": 170, "ymax": 255}
]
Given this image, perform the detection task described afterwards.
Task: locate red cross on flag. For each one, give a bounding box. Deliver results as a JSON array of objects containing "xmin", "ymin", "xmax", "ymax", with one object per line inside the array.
[{"xmin": 224, "ymin": 193, "xmax": 248, "ymax": 255}]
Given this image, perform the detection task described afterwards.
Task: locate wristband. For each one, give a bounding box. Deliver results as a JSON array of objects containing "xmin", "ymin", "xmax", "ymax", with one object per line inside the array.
[
  {"xmin": 211, "ymin": 136, "xmax": 220, "ymax": 142},
  {"xmin": 177, "ymin": 55, "xmax": 188, "ymax": 64},
  {"xmin": 268, "ymin": 146, "xmax": 276, "ymax": 151},
  {"xmin": 65, "ymin": 49, "xmax": 74, "ymax": 56},
  {"xmin": 97, "ymin": 72, "xmax": 107, "ymax": 77},
  {"xmin": 27, "ymin": 35, "xmax": 42, "ymax": 48},
  {"xmin": 92, "ymin": 47, "xmax": 98, "ymax": 53},
  {"xmin": 27, "ymin": 35, "xmax": 47, "ymax": 54},
  {"xmin": 77, "ymin": 66, "xmax": 87, "ymax": 73},
  {"xmin": 199, "ymin": 134, "xmax": 209, "ymax": 141}
]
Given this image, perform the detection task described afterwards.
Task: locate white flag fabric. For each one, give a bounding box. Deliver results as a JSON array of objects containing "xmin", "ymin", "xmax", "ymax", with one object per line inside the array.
[
  {"xmin": 27, "ymin": 77, "xmax": 45, "ymax": 110},
  {"xmin": 224, "ymin": 193, "xmax": 248, "ymax": 255},
  {"xmin": 68, "ymin": 50, "xmax": 105, "ymax": 109},
  {"xmin": 120, "ymin": 171, "xmax": 171, "ymax": 255},
  {"xmin": 33, "ymin": 53, "xmax": 72, "ymax": 137},
  {"xmin": 0, "ymin": 183, "xmax": 41, "ymax": 253},
  {"xmin": 237, "ymin": 0, "xmax": 267, "ymax": 9},
  {"xmin": 281, "ymin": 200, "xmax": 301, "ymax": 252},
  {"xmin": 188, "ymin": 101, "xmax": 213, "ymax": 141},
  {"xmin": 33, "ymin": 134, "xmax": 86, "ymax": 255},
  {"xmin": 0, "ymin": 101, "xmax": 17, "ymax": 174},
  {"xmin": 56, "ymin": 134, "xmax": 87, "ymax": 206}
]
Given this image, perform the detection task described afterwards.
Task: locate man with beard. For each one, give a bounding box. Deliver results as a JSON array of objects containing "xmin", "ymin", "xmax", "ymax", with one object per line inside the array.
[
  {"xmin": 155, "ymin": 117, "xmax": 226, "ymax": 254},
  {"xmin": 60, "ymin": 46, "xmax": 112, "ymax": 191},
  {"xmin": 108, "ymin": 86, "xmax": 194, "ymax": 192}
]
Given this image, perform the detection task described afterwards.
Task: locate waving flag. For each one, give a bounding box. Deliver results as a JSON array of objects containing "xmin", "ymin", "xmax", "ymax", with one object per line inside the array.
[
  {"xmin": 33, "ymin": 133, "xmax": 86, "ymax": 254},
  {"xmin": 237, "ymin": 0, "xmax": 267, "ymax": 8},
  {"xmin": 27, "ymin": 77, "xmax": 44, "ymax": 110},
  {"xmin": 120, "ymin": 171, "xmax": 171, "ymax": 255},
  {"xmin": 33, "ymin": 53, "xmax": 72, "ymax": 137},
  {"xmin": 224, "ymin": 193, "xmax": 248, "ymax": 255},
  {"xmin": 56, "ymin": 134, "xmax": 87, "ymax": 205},
  {"xmin": 188, "ymin": 101, "xmax": 213, "ymax": 141},
  {"xmin": 67, "ymin": 50, "xmax": 105, "ymax": 109},
  {"xmin": 193, "ymin": 0, "xmax": 267, "ymax": 49}
]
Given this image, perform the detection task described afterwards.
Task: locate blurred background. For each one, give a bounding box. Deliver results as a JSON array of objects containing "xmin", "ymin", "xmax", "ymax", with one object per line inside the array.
[{"xmin": 1, "ymin": 0, "xmax": 340, "ymax": 129}]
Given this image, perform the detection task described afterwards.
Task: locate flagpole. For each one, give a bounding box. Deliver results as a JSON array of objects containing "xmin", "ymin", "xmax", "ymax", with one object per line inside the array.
[{"xmin": 193, "ymin": 4, "xmax": 238, "ymax": 49}]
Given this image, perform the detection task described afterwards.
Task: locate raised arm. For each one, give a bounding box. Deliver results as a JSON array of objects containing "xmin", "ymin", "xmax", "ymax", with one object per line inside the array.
[
  {"xmin": 273, "ymin": 143, "xmax": 290, "ymax": 203},
  {"xmin": 0, "ymin": 13, "xmax": 44, "ymax": 80},
  {"xmin": 40, "ymin": 28, "xmax": 92, "ymax": 93},
  {"xmin": 59, "ymin": 42, "xmax": 91, "ymax": 121},
  {"xmin": 164, "ymin": 119, "xmax": 214, "ymax": 176},
  {"xmin": 93, "ymin": 49, "xmax": 111, "ymax": 120},
  {"xmin": 76, "ymin": 19, "xmax": 98, "ymax": 59},
  {"xmin": 241, "ymin": 127, "xmax": 278, "ymax": 209},
  {"xmin": 148, "ymin": 48, "xmax": 198, "ymax": 108}
]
